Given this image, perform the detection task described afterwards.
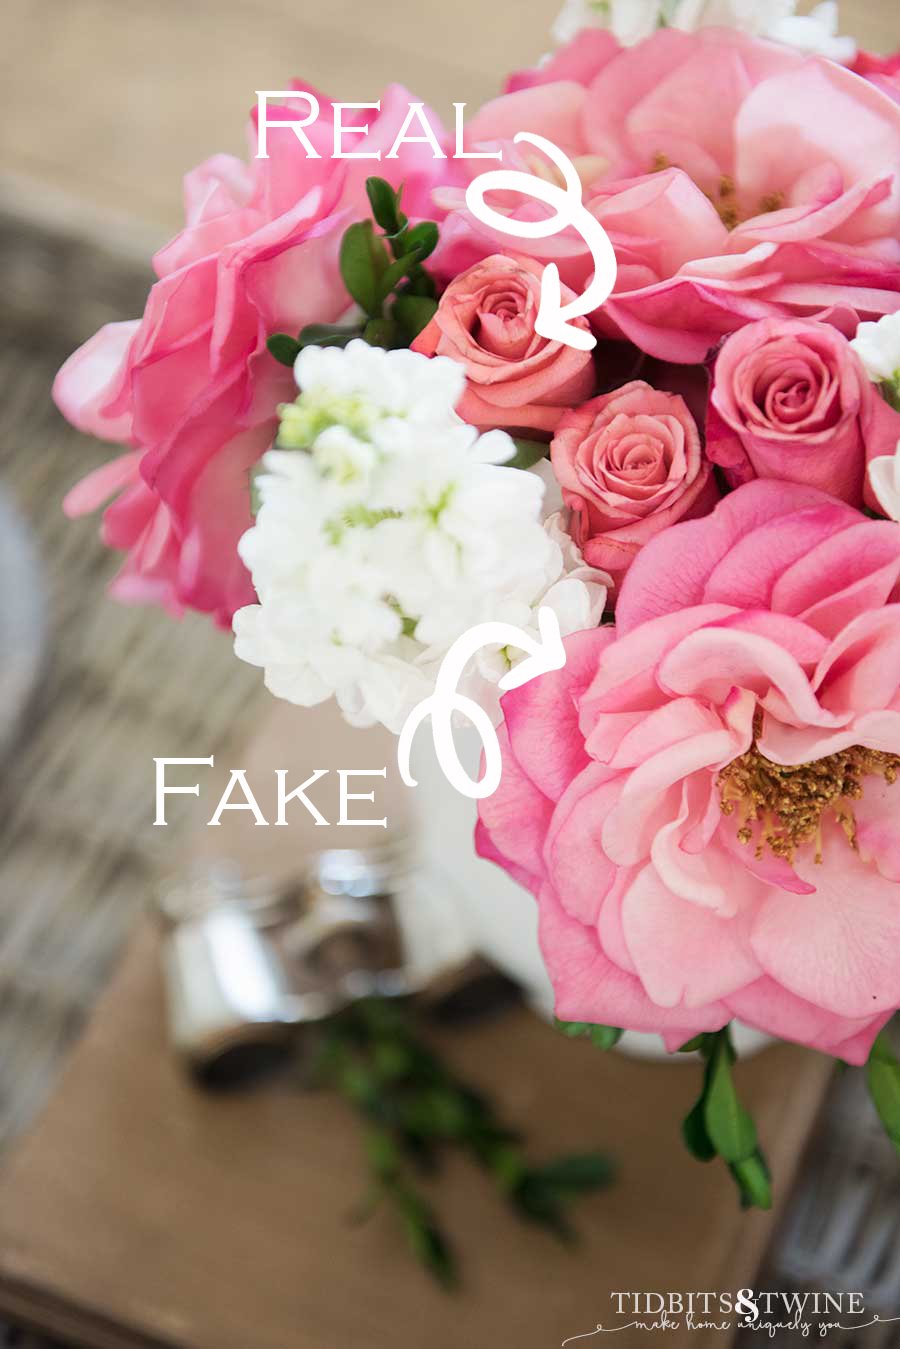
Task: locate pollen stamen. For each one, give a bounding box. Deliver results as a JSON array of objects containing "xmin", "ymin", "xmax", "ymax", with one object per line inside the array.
[{"xmin": 718, "ymin": 717, "xmax": 899, "ymax": 864}]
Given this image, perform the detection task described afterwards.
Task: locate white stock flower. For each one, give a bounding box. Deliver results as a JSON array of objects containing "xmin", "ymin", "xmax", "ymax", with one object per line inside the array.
[
  {"xmin": 764, "ymin": 2, "xmax": 856, "ymax": 64},
  {"xmin": 551, "ymin": 0, "xmax": 856, "ymax": 64},
  {"xmin": 851, "ymin": 313, "xmax": 900, "ymax": 388},
  {"xmin": 233, "ymin": 341, "xmax": 610, "ymax": 733},
  {"xmin": 552, "ymin": 0, "xmax": 664, "ymax": 46},
  {"xmin": 868, "ymin": 441, "xmax": 900, "ymax": 524}
]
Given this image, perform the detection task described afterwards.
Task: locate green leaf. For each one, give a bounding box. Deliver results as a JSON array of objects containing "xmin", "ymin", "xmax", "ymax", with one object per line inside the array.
[
  {"xmin": 376, "ymin": 251, "xmax": 426, "ymax": 303},
  {"xmin": 362, "ymin": 317, "xmax": 399, "ymax": 349},
  {"xmin": 702, "ymin": 1035, "xmax": 757, "ymax": 1165},
  {"xmin": 552, "ymin": 1019, "xmax": 621, "ymax": 1050},
  {"xmin": 366, "ymin": 1129, "xmax": 400, "ymax": 1179},
  {"xmin": 867, "ymin": 1030, "xmax": 900, "ymax": 1152},
  {"xmin": 510, "ymin": 1174, "xmax": 573, "ymax": 1238},
  {"xmin": 340, "ymin": 220, "xmax": 389, "ymax": 318},
  {"xmin": 266, "ymin": 332, "xmax": 302, "ymax": 366},
  {"xmin": 365, "ymin": 177, "xmax": 404, "ymax": 235},
  {"xmin": 392, "ymin": 293, "xmax": 438, "ymax": 345},
  {"xmin": 506, "ymin": 438, "xmax": 549, "ymax": 471},
  {"xmin": 297, "ymin": 322, "xmax": 361, "ymax": 350},
  {"xmin": 486, "ymin": 1143, "xmax": 527, "ymax": 1192},
  {"xmin": 589, "ymin": 1025, "xmax": 623, "ymax": 1051},
  {"xmin": 532, "ymin": 1153, "xmax": 615, "ymax": 1194},
  {"xmin": 404, "ymin": 1215, "xmax": 458, "ymax": 1289},
  {"xmin": 553, "ymin": 1019, "xmax": 591, "ymax": 1038},
  {"xmin": 678, "ymin": 1034, "xmax": 711, "ymax": 1054},
  {"xmin": 729, "ymin": 1150, "xmax": 773, "ymax": 1210},
  {"xmin": 401, "ymin": 220, "xmax": 439, "ymax": 261},
  {"xmin": 681, "ymin": 1096, "xmax": 716, "ymax": 1162}
]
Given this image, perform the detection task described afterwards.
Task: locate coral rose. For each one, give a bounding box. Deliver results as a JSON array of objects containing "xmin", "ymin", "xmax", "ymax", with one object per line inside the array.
[
  {"xmin": 477, "ymin": 480, "xmax": 900, "ymax": 1062},
  {"xmin": 550, "ymin": 379, "xmax": 718, "ymax": 585},
  {"xmin": 412, "ymin": 255, "xmax": 595, "ymax": 436},
  {"xmin": 707, "ymin": 315, "xmax": 900, "ymax": 507},
  {"xmin": 55, "ymin": 85, "xmax": 457, "ymax": 624}
]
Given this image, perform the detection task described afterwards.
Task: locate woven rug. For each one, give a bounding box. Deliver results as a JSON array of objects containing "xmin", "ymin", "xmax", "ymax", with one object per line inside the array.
[{"xmin": 0, "ymin": 201, "xmax": 263, "ymax": 1165}]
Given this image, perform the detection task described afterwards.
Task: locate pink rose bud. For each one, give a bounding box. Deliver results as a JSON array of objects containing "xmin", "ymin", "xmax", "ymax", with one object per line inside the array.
[
  {"xmin": 412, "ymin": 254, "xmax": 595, "ymax": 437},
  {"xmin": 550, "ymin": 379, "xmax": 718, "ymax": 588},
  {"xmin": 707, "ymin": 316, "xmax": 900, "ymax": 508}
]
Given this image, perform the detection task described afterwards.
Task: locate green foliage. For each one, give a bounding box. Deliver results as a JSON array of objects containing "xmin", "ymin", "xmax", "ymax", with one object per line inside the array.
[
  {"xmin": 266, "ymin": 177, "xmax": 441, "ymax": 362},
  {"xmin": 391, "ymin": 293, "xmax": 438, "ymax": 344},
  {"xmin": 340, "ymin": 219, "xmax": 389, "ymax": 318},
  {"xmin": 297, "ymin": 322, "xmax": 362, "ymax": 350},
  {"xmin": 314, "ymin": 997, "xmax": 614, "ymax": 1288},
  {"xmin": 867, "ymin": 1029, "xmax": 900, "ymax": 1153},
  {"xmin": 266, "ymin": 333, "xmax": 302, "ymax": 367},
  {"xmin": 679, "ymin": 1026, "xmax": 771, "ymax": 1210},
  {"xmin": 366, "ymin": 177, "xmax": 406, "ymax": 235},
  {"xmin": 402, "ymin": 220, "xmax": 439, "ymax": 262},
  {"xmin": 507, "ymin": 438, "xmax": 550, "ymax": 471},
  {"xmin": 554, "ymin": 1018, "xmax": 623, "ymax": 1050},
  {"xmin": 703, "ymin": 1033, "xmax": 758, "ymax": 1163}
]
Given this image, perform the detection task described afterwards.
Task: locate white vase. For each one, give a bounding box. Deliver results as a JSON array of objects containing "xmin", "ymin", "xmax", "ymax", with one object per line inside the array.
[
  {"xmin": 406, "ymin": 726, "xmax": 556, "ymax": 1014},
  {"xmin": 406, "ymin": 726, "xmax": 774, "ymax": 1062}
]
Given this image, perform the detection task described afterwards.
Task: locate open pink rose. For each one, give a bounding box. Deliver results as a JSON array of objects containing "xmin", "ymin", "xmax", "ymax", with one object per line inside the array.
[
  {"xmin": 411, "ymin": 254, "xmax": 595, "ymax": 436},
  {"xmin": 55, "ymin": 85, "xmax": 457, "ymax": 624},
  {"xmin": 439, "ymin": 29, "xmax": 900, "ymax": 362},
  {"xmin": 504, "ymin": 29, "xmax": 622, "ymax": 94},
  {"xmin": 477, "ymin": 480, "xmax": 900, "ymax": 1062},
  {"xmin": 550, "ymin": 380, "xmax": 718, "ymax": 585},
  {"xmin": 853, "ymin": 49, "xmax": 900, "ymax": 106},
  {"xmin": 707, "ymin": 315, "xmax": 900, "ymax": 507}
]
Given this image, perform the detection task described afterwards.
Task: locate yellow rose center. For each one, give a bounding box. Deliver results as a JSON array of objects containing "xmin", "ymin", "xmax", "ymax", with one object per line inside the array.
[
  {"xmin": 651, "ymin": 153, "xmax": 785, "ymax": 230},
  {"xmin": 718, "ymin": 726, "xmax": 899, "ymax": 865}
]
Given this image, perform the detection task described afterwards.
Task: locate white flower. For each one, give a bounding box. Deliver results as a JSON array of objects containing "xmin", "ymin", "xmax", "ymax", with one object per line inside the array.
[
  {"xmin": 551, "ymin": 0, "xmax": 856, "ymax": 64},
  {"xmin": 670, "ymin": 0, "xmax": 795, "ymax": 39},
  {"xmin": 765, "ymin": 2, "xmax": 856, "ymax": 64},
  {"xmin": 233, "ymin": 342, "xmax": 610, "ymax": 733},
  {"xmin": 851, "ymin": 313, "xmax": 900, "ymax": 387},
  {"xmin": 552, "ymin": 0, "xmax": 664, "ymax": 46},
  {"xmin": 868, "ymin": 441, "xmax": 900, "ymax": 524}
]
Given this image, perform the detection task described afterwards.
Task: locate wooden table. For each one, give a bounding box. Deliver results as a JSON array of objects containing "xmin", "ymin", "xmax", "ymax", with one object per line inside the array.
[{"xmin": 0, "ymin": 918, "xmax": 831, "ymax": 1349}]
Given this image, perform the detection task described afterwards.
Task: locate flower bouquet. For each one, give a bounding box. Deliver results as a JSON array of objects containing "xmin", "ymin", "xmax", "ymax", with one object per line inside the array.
[{"xmin": 56, "ymin": 0, "xmax": 900, "ymax": 1213}]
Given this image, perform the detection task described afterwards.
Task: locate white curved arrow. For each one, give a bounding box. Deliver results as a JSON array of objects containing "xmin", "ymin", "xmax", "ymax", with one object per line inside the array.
[
  {"xmin": 397, "ymin": 607, "xmax": 566, "ymax": 800},
  {"xmin": 464, "ymin": 131, "xmax": 617, "ymax": 353}
]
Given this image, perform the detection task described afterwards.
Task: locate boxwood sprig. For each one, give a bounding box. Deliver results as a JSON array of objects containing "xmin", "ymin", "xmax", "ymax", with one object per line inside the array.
[
  {"xmin": 267, "ymin": 178, "xmax": 440, "ymax": 366},
  {"xmin": 313, "ymin": 997, "xmax": 614, "ymax": 1287}
]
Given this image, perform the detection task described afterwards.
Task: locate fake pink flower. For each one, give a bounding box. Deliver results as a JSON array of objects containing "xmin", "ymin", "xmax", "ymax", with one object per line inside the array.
[
  {"xmin": 439, "ymin": 29, "xmax": 900, "ymax": 363},
  {"xmin": 411, "ymin": 254, "xmax": 595, "ymax": 435},
  {"xmin": 853, "ymin": 49, "xmax": 900, "ymax": 106},
  {"xmin": 55, "ymin": 86, "xmax": 456, "ymax": 624},
  {"xmin": 477, "ymin": 481, "xmax": 900, "ymax": 1062},
  {"xmin": 550, "ymin": 380, "xmax": 718, "ymax": 585},
  {"xmin": 707, "ymin": 315, "xmax": 900, "ymax": 507}
]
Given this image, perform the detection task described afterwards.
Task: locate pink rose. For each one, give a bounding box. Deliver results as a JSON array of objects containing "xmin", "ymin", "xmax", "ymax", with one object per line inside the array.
[
  {"xmin": 411, "ymin": 254, "xmax": 595, "ymax": 436},
  {"xmin": 707, "ymin": 315, "xmax": 900, "ymax": 507},
  {"xmin": 504, "ymin": 30, "xmax": 622, "ymax": 94},
  {"xmin": 853, "ymin": 49, "xmax": 900, "ymax": 106},
  {"xmin": 55, "ymin": 85, "xmax": 457, "ymax": 624},
  {"xmin": 550, "ymin": 380, "xmax": 718, "ymax": 585},
  {"xmin": 478, "ymin": 480, "xmax": 900, "ymax": 1062},
  {"xmin": 439, "ymin": 29, "xmax": 900, "ymax": 363}
]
